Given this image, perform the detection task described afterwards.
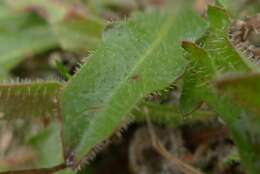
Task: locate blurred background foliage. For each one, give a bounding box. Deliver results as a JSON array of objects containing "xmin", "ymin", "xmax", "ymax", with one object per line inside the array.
[{"xmin": 0, "ymin": 0, "xmax": 259, "ymax": 174}]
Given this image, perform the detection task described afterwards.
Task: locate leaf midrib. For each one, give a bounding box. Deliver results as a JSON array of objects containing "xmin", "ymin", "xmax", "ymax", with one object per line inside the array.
[
  {"xmin": 103, "ymin": 14, "xmax": 175, "ymax": 113},
  {"xmin": 75, "ymin": 13, "xmax": 176, "ymax": 155}
]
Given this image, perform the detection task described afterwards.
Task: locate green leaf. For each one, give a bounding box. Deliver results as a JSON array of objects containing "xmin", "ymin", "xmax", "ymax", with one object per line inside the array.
[
  {"xmin": 61, "ymin": 9, "xmax": 207, "ymax": 165},
  {"xmin": 52, "ymin": 16, "xmax": 103, "ymax": 53},
  {"xmin": 28, "ymin": 123, "xmax": 64, "ymax": 168},
  {"xmin": 180, "ymin": 41, "xmax": 215, "ymax": 114},
  {"xmin": 0, "ymin": 8, "xmax": 58, "ymax": 77},
  {"xmin": 205, "ymin": 5, "xmax": 252, "ymax": 73},
  {"xmin": 0, "ymin": 80, "xmax": 65, "ymax": 172},
  {"xmin": 55, "ymin": 60, "xmax": 71, "ymax": 81},
  {"xmin": 0, "ymin": 80, "xmax": 62, "ymax": 119},
  {"xmin": 180, "ymin": 5, "xmax": 253, "ymax": 114},
  {"xmin": 212, "ymin": 96, "xmax": 260, "ymax": 174},
  {"xmin": 182, "ymin": 41, "xmax": 215, "ymax": 75},
  {"xmin": 216, "ymin": 0, "xmax": 260, "ymax": 16},
  {"xmin": 182, "ymin": 43, "xmax": 260, "ymax": 174},
  {"xmin": 6, "ymin": 0, "xmax": 104, "ymax": 53},
  {"xmin": 216, "ymin": 73, "xmax": 260, "ymax": 115},
  {"xmin": 181, "ymin": 6, "xmax": 260, "ymax": 174}
]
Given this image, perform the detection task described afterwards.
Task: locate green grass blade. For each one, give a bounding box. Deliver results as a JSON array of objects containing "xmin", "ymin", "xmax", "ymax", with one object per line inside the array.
[{"xmin": 61, "ymin": 9, "xmax": 207, "ymax": 165}]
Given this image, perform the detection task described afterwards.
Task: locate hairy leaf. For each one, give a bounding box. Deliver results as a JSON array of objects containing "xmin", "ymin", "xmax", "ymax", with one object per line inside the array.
[
  {"xmin": 182, "ymin": 43, "xmax": 260, "ymax": 174},
  {"xmin": 0, "ymin": 80, "xmax": 65, "ymax": 172},
  {"xmin": 205, "ymin": 6, "xmax": 252, "ymax": 73},
  {"xmin": 180, "ymin": 5, "xmax": 252, "ymax": 114},
  {"xmin": 0, "ymin": 80, "xmax": 62, "ymax": 119},
  {"xmin": 61, "ymin": 9, "xmax": 207, "ymax": 165},
  {"xmin": 181, "ymin": 6, "xmax": 260, "ymax": 174},
  {"xmin": 180, "ymin": 41, "xmax": 214, "ymax": 114}
]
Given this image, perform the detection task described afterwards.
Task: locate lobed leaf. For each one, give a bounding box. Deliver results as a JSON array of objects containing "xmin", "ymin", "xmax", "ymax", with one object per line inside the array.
[{"xmin": 61, "ymin": 8, "xmax": 207, "ymax": 165}]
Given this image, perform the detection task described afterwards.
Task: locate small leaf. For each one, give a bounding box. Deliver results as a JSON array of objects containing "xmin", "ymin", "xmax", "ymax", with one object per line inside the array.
[
  {"xmin": 205, "ymin": 6, "xmax": 253, "ymax": 73},
  {"xmin": 180, "ymin": 41, "xmax": 214, "ymax": 114},
  {"xmin": 61, "ymin": 9, "xmax": 207, "ymax": 165},
  {"xmin": 55, "ymin": 60, "xmax": 71, "ymax": 81}
]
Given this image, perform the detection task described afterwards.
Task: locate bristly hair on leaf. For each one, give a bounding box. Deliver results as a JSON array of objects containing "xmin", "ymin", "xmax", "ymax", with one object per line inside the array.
[
  {"xmin": 60, "ymin": 6, "xmax": 207, "ymax": 168},
  {"xmin": 0, "ymin": 79, "xmax": 63, "ymax": 120}
]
